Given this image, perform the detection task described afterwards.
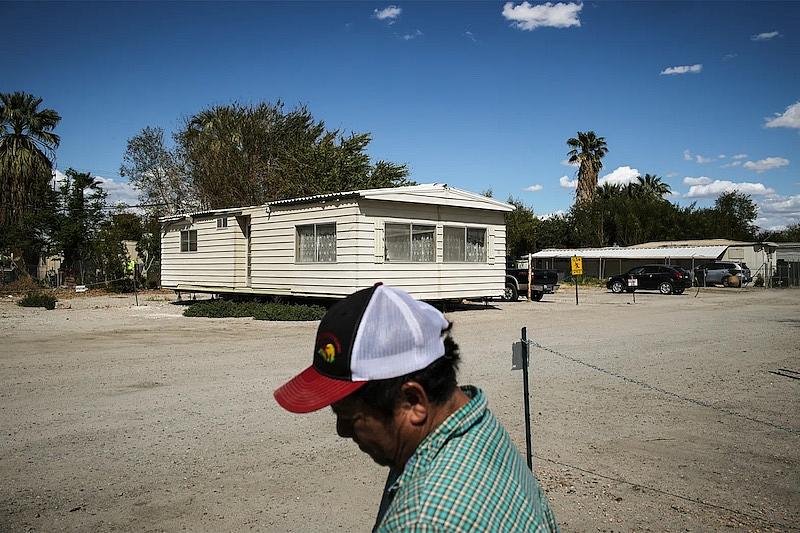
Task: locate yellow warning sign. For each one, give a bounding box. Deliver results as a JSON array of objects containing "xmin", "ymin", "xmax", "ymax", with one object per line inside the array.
[{"xmin": 571, "ymin": 256, "xmax": 583, "ymax": 276}]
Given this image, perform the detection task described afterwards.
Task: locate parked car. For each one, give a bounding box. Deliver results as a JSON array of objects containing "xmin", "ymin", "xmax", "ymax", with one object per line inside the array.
[
  {"xmin": 607, "ymin": 265, "xmax": 693, "ymax": 295},
  {"xmin": 504, "ymin": 257, "xmax": 559, "ymax": 301},
  {"xmin": 694, "ymin": 262, "xmax": 751, "ymax": 287}
]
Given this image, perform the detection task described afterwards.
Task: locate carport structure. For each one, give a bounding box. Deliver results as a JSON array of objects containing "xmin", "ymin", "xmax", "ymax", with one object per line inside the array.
[{"xmin": 530, "ymin": 246, "xmax": 728, "ymax": 279}]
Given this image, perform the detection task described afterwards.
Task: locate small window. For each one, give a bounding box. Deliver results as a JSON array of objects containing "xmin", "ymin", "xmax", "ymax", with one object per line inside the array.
[
  {"xmin": 216, "ymin": 217, "xmax": 228, "ymax": 229},
  {"xmin": 628, "ymin": 267, "xmax": 644, "ymax": 275},
  {"xmin": 296, "ymin": 223, "xmax": 336, "ymax": 262},
  {"xmin": 180, "ymin": 230, "xmax": 197, "ymax": 252},
  {"xmin": 443, "ymin": 226, "xmax": 486, "ymax": 262},
  {"xmin": 385, "ymin": 223, "xmax": 435, "ymax": 262}
]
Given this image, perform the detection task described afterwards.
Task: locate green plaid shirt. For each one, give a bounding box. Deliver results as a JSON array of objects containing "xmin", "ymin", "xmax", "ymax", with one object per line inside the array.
[{"xmin": 374, "ymin": 386, "xmax": 559, "ymax": 532}]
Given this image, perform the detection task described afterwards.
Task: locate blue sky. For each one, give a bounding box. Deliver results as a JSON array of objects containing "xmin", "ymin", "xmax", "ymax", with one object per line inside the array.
[{"xmin": 3, "ymin": 1, "xmax": 799, "ymax": 229}]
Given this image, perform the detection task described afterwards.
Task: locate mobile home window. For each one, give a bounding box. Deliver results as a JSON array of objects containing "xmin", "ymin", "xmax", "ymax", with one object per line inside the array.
[
  {"xmin": 296, "ymin": 223, "xmax": 336, "ymax": 262},
  {"xmin": 385, "ymin": 223, "xmax": 435, "ymax": 262},
  {"xmin": 216, "ymin": 217, "xmax": 228, "ymax": 229},
  {"xmin": 443, "ymin": 226, "xmax": 486, "ymax": 262},
  {"xmin": 180, "ymin": 230, "xmax": 197, "ymax": 252}
]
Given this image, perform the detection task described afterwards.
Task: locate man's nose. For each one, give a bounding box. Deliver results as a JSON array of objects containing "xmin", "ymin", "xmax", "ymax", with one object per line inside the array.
[{"xmin": 336, "ymin": 417, "xmax": 353, "ymax": 438}]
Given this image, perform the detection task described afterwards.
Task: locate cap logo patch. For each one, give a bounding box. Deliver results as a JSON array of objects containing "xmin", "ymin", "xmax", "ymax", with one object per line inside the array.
[{"xmin": 316, "ymin": 332, "xmax": 341, "ymax": 364}]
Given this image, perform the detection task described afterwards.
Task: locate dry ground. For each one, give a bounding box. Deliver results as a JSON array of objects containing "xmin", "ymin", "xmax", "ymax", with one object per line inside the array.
[{"xmin": 1, "ymin": 287, "xmax": 798, "ymax": 532}]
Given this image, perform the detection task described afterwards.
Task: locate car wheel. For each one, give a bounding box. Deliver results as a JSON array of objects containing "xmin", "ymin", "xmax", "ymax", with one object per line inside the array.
[
  {"xmin": 503, "ymin": 282, "xmax": 518, "ymax": 301},
  {"xmin": 532, "ymin": 292, "xmax": 543, "ymax": 302},
  {"xmin": 659, "ymin": 281, "xmax": 673, "ymax": 295},
  {"xmin": 610, "ymin": 280, "xmax": 625, "ymax": 294},
  {"xmin": 674, "ymin": 288, "xmax": 684, "ymax": 295}
]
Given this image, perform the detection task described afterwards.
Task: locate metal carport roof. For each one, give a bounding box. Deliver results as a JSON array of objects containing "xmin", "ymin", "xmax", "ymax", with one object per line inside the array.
[{"xmin": 530, "ymin": 246, "xmax": 728, "ymax": 260}]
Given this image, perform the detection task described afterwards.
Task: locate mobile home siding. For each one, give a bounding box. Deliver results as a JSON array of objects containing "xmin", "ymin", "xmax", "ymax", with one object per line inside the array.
[
  {"xmin": 161, "ymin": 186, "xmax": 510, "ymax": 300},
  {"xmin": 162, "ymin": 216, "xmax": 241, "ymax": 289}
]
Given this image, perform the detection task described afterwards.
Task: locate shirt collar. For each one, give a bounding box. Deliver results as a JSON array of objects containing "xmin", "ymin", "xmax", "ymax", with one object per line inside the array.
[{"xmin": 387, "ymin": 386, "xmax": 486, "ymax": 493}]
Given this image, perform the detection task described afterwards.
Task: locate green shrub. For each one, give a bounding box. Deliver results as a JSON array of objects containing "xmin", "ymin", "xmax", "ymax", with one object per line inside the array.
[
  {"xmin": 18, "ymin": 292, "xmax": 58, "ymax": 310},
  {"xmin": 183, "ymin": 299, "xmax": 326, "ymax": 321},
  {"xmin": 252, "ymin": 303, "xmax": 326, "ymax": 321}
]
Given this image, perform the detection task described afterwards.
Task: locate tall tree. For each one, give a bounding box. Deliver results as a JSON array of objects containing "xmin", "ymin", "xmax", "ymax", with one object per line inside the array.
[
  {"xmin": 504, "ymin": 198, "xmax": 539, "ymax": 258},
  {"xmin": 174, "ymin": 101, "xmax": 411, "ymax": 209},
  {"xmin": 634, "ymin": 173, "xmax": 671, "ymax": 198},
  {"xmin": 566, "ymin": 131, "xmax": 608, "ymax": 205},
  {"xmin": 120, "ymin": 126, "xmax": 192, "ymax": 217},
  {"xmin": 54, "ymin": 169, "xmax": 107, "ymax": 283},
  {"xmin": 0, "ymin": 92, "xmax": 61, "ymax": 225},
  {"xmin": 712, "ymin": 191, "xmax": 758, "ymax": 241}
]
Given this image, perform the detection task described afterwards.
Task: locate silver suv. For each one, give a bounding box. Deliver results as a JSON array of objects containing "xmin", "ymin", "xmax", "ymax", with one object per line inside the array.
[{"xmin": 694, "ymin": 262, "xmax": 752, "ymax": 286}]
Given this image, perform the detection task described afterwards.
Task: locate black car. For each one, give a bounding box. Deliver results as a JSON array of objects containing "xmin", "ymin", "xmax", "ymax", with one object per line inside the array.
[{"xmin": 606, "ymin": 265, "xmax": 693, "ymax": 295}]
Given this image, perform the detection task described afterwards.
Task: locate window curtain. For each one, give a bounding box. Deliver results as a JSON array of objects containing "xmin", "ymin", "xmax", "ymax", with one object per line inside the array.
[
  {"xmin": 297, "ymin": 226, "xmax": 316, "ymax": 262},
  {"xmin": 316, "ymin": 224, "xmax": 336, "ymax": 262},
  {"xmin": 411, "ymin": 225, "xmax": 435, "ymax": 262},
  {"xmin": 443, "ymin": 226, "xmax": 465, "ymax": 262},
  {"xmin": 466, "ymin": 228, "xmax": 486, "ymax": 262},
  {"xmin": 385, "ymin": 224, "xmax": 410, "ymax": 262}
]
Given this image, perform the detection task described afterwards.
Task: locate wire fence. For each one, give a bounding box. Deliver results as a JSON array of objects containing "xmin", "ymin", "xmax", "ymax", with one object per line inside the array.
[{"xmin": 524, "ymin": 338, "xmax": 799, "ymax": 530}]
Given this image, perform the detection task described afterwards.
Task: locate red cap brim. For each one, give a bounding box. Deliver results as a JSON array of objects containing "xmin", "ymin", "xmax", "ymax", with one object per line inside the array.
[{"xmin": 274, "ymin": 366, "xmax": 366, "ymax": 413}]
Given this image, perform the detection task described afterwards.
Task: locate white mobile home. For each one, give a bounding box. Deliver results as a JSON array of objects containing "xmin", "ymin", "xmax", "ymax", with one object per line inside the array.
[{"xmin": 160, "ymin": 184, "xmax": 513, "ymax": 300}]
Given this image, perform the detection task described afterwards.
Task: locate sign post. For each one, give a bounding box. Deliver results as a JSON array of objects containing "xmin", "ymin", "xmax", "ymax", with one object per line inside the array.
[
  {"xmin": 512, "ymin": 328, "xmax": 533, "ymax": 471},
  {"xmin": 571, "ymin": 256, "xmax": 583, "ymax": 306},
  {"xmin": 628, "ymin": 277, "xmax": 637, "ymax": 304}
]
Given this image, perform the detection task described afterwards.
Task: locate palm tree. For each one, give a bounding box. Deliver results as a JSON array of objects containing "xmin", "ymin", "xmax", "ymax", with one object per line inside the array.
[
  {"xmin": 596, "ymin": 182, "xmax": 622, "ymax": 200},
  {"xmin": 566, "ymin": 131, "xmax": 608, "ymax": 204},
  {"xmin": 0, "ymin": 92, "xmax": 61, "ymax": 225},
  {"xmin": 636, "ymin": 173, "xmax": 671, "ymax": 198}
]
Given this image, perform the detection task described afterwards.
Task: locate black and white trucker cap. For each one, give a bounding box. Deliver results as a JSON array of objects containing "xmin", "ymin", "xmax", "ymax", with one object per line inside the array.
[{"xmin": 274, "ymin": 283, "xmax": 450, "ymax": 413}]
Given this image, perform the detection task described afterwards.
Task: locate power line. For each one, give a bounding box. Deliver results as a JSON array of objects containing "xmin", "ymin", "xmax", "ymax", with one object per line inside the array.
[{"xmin": 529, "ymin": 340, "xmax": 798, "ymax": 435}]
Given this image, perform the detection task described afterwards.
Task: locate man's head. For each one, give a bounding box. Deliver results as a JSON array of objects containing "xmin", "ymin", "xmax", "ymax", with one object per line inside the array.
[{"xmin": 274, "ymin": 283, "xmax": 462, "ymax": 468}]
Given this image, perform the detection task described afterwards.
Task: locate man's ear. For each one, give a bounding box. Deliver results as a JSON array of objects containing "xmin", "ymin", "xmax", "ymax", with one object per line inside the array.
[{"xmin": 399, "ymin": 381, "xmax": 429, "ymax": 426}]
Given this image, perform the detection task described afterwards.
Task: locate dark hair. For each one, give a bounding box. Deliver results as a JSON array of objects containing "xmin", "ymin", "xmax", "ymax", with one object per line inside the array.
[{"xmin": 353, "ymin": 330, "xmax": 461, "ymax": 418}]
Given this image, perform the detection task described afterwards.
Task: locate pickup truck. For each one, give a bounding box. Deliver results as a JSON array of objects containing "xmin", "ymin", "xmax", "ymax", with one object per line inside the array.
[{"xmin": 504, "ymin": 258, "xmax": 559, "ymax": 301}]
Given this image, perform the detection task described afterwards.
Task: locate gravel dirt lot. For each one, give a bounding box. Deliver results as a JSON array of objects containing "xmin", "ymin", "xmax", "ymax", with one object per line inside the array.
[{"xmin": 1, "ymin": 287, "xmax": 798, "ymax": 532}]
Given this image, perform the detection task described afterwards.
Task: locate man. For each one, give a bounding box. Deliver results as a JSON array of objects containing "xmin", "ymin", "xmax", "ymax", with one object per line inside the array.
[{"xmin": 274, "ymin": 283, "xmax": 559, "ymax": 532}]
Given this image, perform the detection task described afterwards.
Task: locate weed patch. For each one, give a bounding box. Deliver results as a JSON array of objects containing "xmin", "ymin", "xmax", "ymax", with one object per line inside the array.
[
  {"xmin": 183, "ymin": 299, "xmax": 326, "ymax": 321},
  {"xmin": 18, "ymin": 292, "xmax": 58, "ymax": 310}
]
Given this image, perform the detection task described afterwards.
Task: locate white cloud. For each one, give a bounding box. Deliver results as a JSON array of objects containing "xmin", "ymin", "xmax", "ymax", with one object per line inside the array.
[
  {"xmin": 373, "ymin": 5, "xmax": 401, "ymax": 23},
  {"xmin": 95, "ymin": 175, "xmax": 141, "ymax": 207},
  {"xmin": 765, "ymin": 101, "xmax": 800, "ymax": 130},
  {"xmin": 559, "ymin": 175, "xmax": 577, "ymax": 189},
  {"xmin": 718, "ymin": 154, "xmax": 726, "ymax": 159},
  {"xmin": 755, "ymin": 194, "xmax": 800, "ymax": 229},
  {"xmin": 464, "ymin": 31, "xmax": 476, "ymax": 42},
  {"xmin": 538, "ymin": 209, "xmax": 566, "ymax": 220},
  {"xmin": 523, "ymin": 184, "xmax": 543, "ymax": 192},
  {"xmin": 732, "ymin": 153, "xmax": 748, "ymax": 160},
  {"xmin": 598, "ymin": 165, "xmax": 640, "ymax": 187},
  {"xmin": 683, "ymin": 176, "xmax": 712, "ymax": 186},
  {"xmin": 721, "ymin": 161, "xmax": 742, "ymax": 168},
  {"xmin": 501, "ymin": 1, "xmax": 583, "ymax": 31},
  {"xmin": 751, "ymin": 31, "xmax": 780, "ymax": 42},
  {"xmin": 684, "ymin": 179, "xmax": 775, "ymax": 198},
  {"xmin": 561, "ymin": 158, "xmax": 578, "ymax": 167},
  {"xmin": 660, "ymin": 64, "xmax": 703, "ymax": 76},
  {"xmin": 52, "ymin": 169, "xmax": 140, "ymax": 208},
  {"xmin": 743, "ymin": 157, "xmax": 789, "ymax": 173},
  {"xmin": 723, "ymin": 53, "xmax": 738, "ymax": 61},
  {"xmin": 683, "ymin": 149, "xmax": 714, "ymax": 164},
  {"xmin": 401, "ymin": 29, "xmax": 423, "ymax": 40}
]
